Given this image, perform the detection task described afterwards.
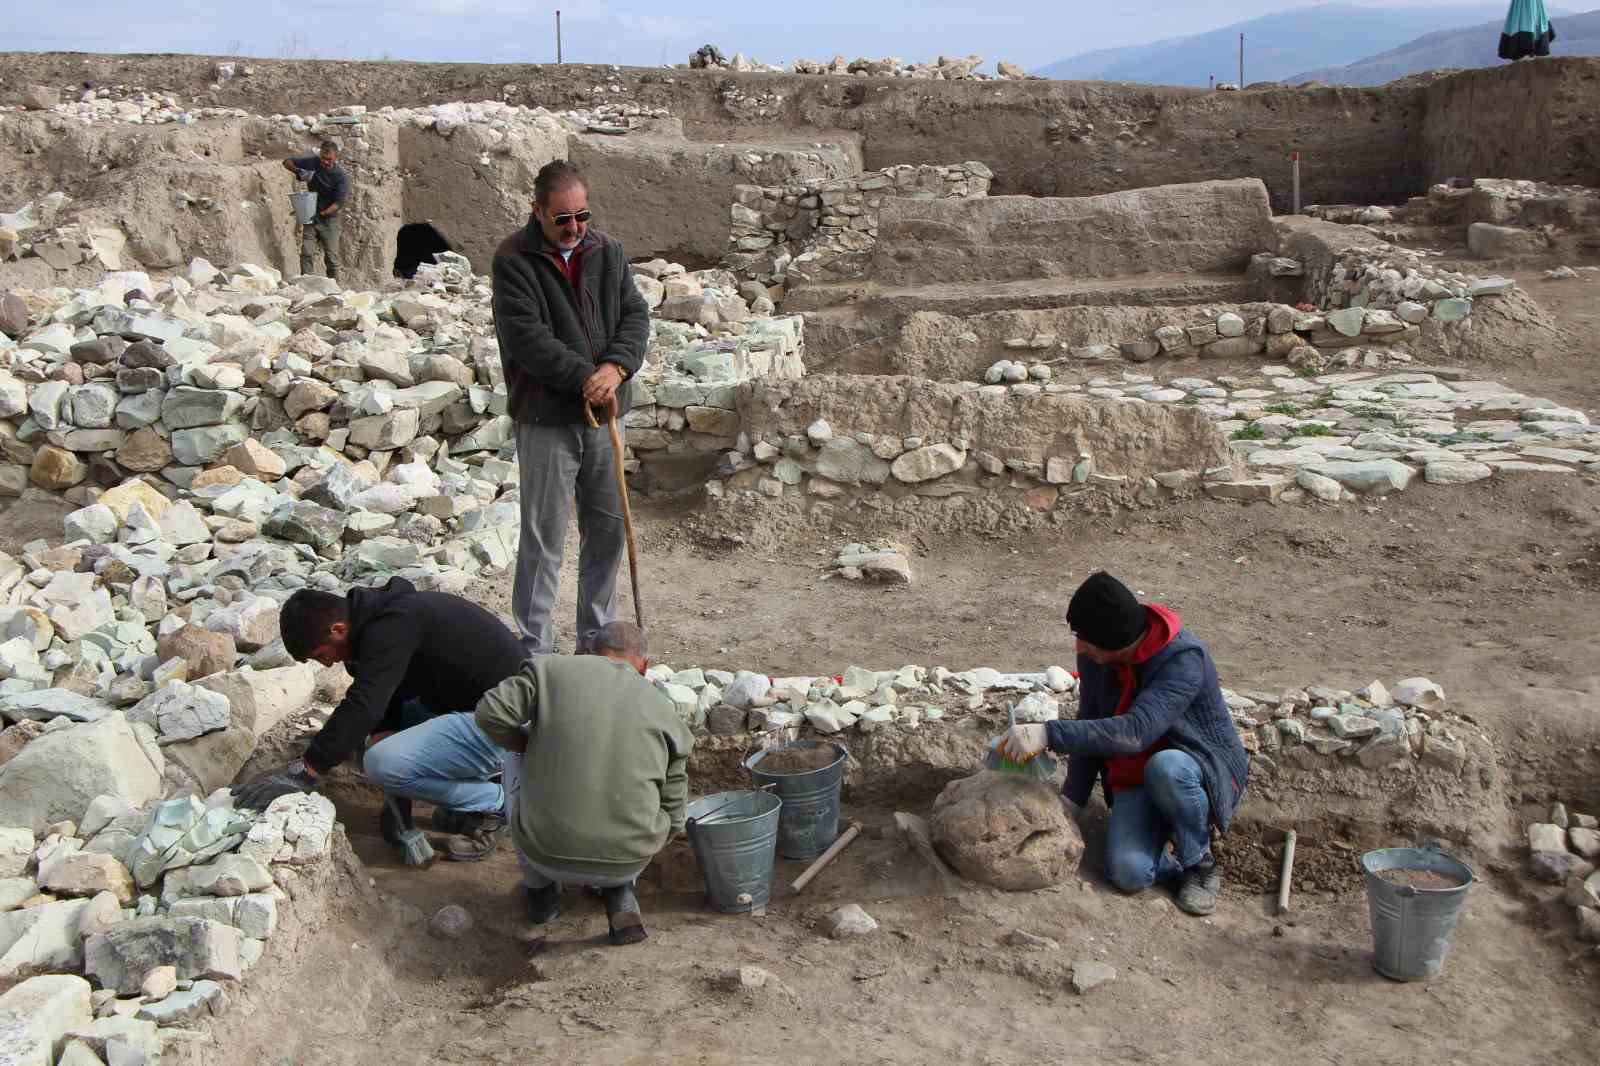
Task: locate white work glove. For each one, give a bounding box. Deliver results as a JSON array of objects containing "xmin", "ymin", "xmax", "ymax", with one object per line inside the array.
[
  {"xmin": 998, "ymin": 723, "xmax": 1048, "ymax": 763},
  {"xmin": 297, "ymin": 169, "xmax": 314, "ymax": 182}
]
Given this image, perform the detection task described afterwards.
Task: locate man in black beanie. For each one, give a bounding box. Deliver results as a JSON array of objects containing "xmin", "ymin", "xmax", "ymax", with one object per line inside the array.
[{"xmin": 1000, "ymin": 571, "xmax": 1248, "ymax": 915}]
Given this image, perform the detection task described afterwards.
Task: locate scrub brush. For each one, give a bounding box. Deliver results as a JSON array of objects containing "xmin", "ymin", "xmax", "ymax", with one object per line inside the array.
[{"xmin": 984, "ymin": 704, "xmax": 1057, "ymax": 780}]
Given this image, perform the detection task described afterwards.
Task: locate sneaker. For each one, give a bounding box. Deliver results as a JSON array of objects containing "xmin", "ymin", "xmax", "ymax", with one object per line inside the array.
[
  {"xmin": 1176, "ymin": 857, "xmax": 1223, "ymax": 916},
  {"xmin": 379, "ymin": 797, "xmax": 413, "ymax": 847},
  {"xmin": 444, "ymin": 813, "xmax": 507, "ymax": 862},
  {"xmin": 525, "ymin": 883, "xmax": 561, "ymax": 925},
  {"xmin": 600, "ymin": 883, "xmax": 647, "ymax": 946}
]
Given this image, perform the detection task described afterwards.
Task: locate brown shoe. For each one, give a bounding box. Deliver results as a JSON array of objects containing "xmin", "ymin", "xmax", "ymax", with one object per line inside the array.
[{"xmin": 444, "ymin": 813, "xmax": 507, "ymax": 862}]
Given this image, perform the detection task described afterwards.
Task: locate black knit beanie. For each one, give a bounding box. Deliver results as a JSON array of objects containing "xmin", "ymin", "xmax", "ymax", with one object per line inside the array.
[{"xmin": 1066, "ymin": 572, "xmax": 1147, "ymax": 651}]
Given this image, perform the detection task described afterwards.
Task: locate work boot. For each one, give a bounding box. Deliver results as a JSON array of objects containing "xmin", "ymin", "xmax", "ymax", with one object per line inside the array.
[
  {"xmin": 525, "ymin": 883, "xmax": 561, "ymax": 925},
  {"xmin": 1176, "ymin": 856, "xmax": 1223, "ymax": 916},
  {"xmin": 601, "ymin": 883, "xmax": 647, "ymax": 946},
  {"xmin": 444, "ymin": 813, "xmax": 507, "ymax": 862}
]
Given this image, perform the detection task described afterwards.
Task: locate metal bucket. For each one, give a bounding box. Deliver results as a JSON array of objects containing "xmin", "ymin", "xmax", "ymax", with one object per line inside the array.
[
  {"xmin": 290, "ymin": 190, "xmax": 319, "ymax": 225},
  {"xmin": 744, "ymin": 740, "xmax": 847, "ymax": 860},
  {"xmin": 685, "ymin": 790, "xmax": 781, "ymax": 913},
  {"xmin": 1361, "ymin": 843, "xmax": 1475, "ymax": 982}
]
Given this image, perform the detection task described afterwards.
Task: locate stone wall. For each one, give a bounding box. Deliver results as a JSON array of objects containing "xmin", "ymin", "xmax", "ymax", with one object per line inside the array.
[
  {"xmin": 708, "ymin": 374, "xmax": 1233, "ymax": 525},
  {"xmin": 0, "ymin": 54, "xmax": 1439, "ymax": 209},
  {"xmin": 870, "ymin": 179, "xmax": 1276, "ymax": 286},
  {"xmin": 724, "ymin": 161, "xmax": 992, "ymax": 286},
  {"xmin": 572, "ymin": 133, "xmax": 857, "ymax": 266}
]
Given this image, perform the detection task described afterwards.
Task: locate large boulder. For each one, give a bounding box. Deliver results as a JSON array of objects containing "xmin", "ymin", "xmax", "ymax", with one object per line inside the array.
[
  {"xmin": 195, "ymin": 664, "xmax": 315, "ymax": 735},
  {"xmin": 0, "ymin": 713, "xmax": 163, "ymax": 832},
  {"xmin": 0, "ymin": 975, "xmax": 92, "ymax": 1066},
  {"xmin": 929, "ymin": 771, "xmax": 1083, "ymax": 891},
  {"xmin": 155, "ymin": 626, "xmax": 236, "ymax": 680},
  {"xmin": 83, "ymin": 916, "xmax": 243, "ymax": 995},
  {"xmin": 0, "ymin": 899, "xmax": 91, "ymax": 977}
]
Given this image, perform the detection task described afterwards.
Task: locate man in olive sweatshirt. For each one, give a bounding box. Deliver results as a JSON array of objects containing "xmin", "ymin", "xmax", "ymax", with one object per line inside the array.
[{"xmin": 475, "ymin": 621, "xmax": 692, "ymax": 945}]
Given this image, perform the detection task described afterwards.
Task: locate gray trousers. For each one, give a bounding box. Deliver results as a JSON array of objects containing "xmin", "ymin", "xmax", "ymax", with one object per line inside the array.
[
  {"xmin": 512, "ymin": 418, "xmax": 625, "ymax": 656},
  {"xmin": 300, "ymin": 216, "xmax": 341, "ymax": 278}
]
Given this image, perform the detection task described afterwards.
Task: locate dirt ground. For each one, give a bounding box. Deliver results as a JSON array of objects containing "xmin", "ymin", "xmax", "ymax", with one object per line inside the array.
[{"xmin": 241, "ymin": 398, "xmax": 1600, "ymax": 1057}]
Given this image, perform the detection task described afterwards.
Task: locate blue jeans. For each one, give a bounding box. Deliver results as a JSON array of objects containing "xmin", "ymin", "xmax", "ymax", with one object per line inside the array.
[
  {"xmin": 363, "ymin": 711, "xmax": 519, "ymax": 815},
  {"xmin": 1104, "ymin": 749, "xmax": 1213, "ymax": 894}
]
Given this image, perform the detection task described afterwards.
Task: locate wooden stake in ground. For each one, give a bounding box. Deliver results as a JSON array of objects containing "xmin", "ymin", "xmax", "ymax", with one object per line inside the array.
[
  {"xmin": 1278, "ymin": 829, "xmax": 1298, "ymax": 915},
  {"xmin": 790, "ymin": 823, "xmax": 861, "ymax": 894},
  {"xmin": 585, "ymin": 398, "xmax": 643, "ymax": 629}
]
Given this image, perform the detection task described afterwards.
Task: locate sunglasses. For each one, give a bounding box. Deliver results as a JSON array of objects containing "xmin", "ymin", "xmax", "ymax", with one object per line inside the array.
[{"xmin": 550, "ymin": 210, "xmax": 592, "ymax": 226}]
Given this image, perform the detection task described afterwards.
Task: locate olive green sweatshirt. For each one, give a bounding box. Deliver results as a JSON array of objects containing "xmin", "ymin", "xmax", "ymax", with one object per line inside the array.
[{"xmin": 474, "ymin": 655, "xmax": 694, "ymax": 880}]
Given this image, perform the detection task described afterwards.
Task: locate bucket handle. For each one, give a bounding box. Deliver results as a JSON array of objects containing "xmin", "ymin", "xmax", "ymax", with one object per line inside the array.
[{"xmin": 687, "ymin": 784, "xmax": 781, "ymax": 830}]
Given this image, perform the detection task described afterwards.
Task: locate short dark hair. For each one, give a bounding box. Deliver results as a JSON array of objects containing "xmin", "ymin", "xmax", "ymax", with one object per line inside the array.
[
  {"xmin": 593, "ymin": 621, "xmax": 648, "ymax": 660},
  {"xmin": 318, "ymin": 140, "xmax": 339, "ymax": 154},
  {"xmin": 279, "ymin": 589, "xmax": 348, "ymax": 661},
  {"xmin": 534, "ymin": 160, "xmax": 586, "ymax": 205}
]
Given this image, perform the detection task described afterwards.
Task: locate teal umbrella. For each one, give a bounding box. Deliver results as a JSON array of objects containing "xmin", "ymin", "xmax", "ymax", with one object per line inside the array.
[{"xmin": 1499, "ymin": 0, "xmax": 1556, "ymax": 60}]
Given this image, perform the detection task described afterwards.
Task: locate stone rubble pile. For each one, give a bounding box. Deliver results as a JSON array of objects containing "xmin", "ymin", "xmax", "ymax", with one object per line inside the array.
[
  {"xmin": 640, "ymin": 656, "xmax": 1480, "ymax": 784},
  {"xmin": 9, "ymin": 83, "xmax": 249, "ymax": 126},
  {"xmin": 1305, "ymin": 246, "xmax": 1512, "ymax": 313},
  {"xmin": 971, "ymin": 361, "xmax": 1595, "ymax": 503},
  {"xmin": 1525, "ymin": 801, "xmax": 1600, "ymax": 945},
  {"xmin": 0, "ymin": 249, "xmax": 806, "ymax": 803},
  {"xmin": 0, "ymin": 787, "xmax": 336, "ymax": 1064},
  {"xmin": 0, "ymin": 191, "xmax": 134, "ymax": 274},
  {"xmin": 710, "ymin": 350, "xmax": 1594, "ymax": 522},
  {"xmin": 1398, "ymin": 178, "xmax": 1600, "ymax": 234},
  {"xmin": 688, "ymin": 46, "xmax": 1022, "ymax": 80},
  {"xmin": 726, "ymin": 162, "xmax": 993, "ymax": 286},
  {"xmin": 264, "ymin": 99, "xmax": 669, "ymax": 141}
]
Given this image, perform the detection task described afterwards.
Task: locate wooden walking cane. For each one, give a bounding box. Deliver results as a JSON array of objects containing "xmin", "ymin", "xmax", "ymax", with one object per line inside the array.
[{"xmin": 585, "ymin": 397, "xmax": 644, "ymax": 629}]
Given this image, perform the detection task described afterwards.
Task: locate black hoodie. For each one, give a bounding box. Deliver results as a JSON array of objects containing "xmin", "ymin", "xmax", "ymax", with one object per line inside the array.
[{"xmin": 303, "ymin": 578, "xmax": 527, "ymax": 773}]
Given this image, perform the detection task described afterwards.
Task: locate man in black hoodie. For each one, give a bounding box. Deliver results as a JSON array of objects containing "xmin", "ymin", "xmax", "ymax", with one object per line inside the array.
[
  {"xmin": 233, "ymin": 578, "xmax": 527, "ymax": 861},
  {"xmin": 490, "ymin": 159, "xmax": 650, "ymax": 656}
]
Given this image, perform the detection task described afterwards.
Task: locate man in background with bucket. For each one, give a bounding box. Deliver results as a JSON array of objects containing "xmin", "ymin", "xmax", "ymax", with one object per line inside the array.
[
  {"xmin": 999, "ymin": 572, "xmax": 1248, "ymax": 916},
  {"xmin": 282, "ymin": 140, "xmax": 348, "ymax": 280},
  {"xmin": 475, "ymin": 620, "xmax": 692, "ymax": 945}
]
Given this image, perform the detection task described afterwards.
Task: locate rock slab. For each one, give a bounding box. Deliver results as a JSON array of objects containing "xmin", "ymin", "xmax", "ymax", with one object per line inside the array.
[{"xmin": 929, "ymin": 771, "xmax": 1084, "ymax": 891}]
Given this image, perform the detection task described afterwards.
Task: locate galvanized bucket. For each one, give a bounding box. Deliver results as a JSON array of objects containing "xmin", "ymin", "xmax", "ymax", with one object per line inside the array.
[
  {"xmin": 290, "ymin": 190, "xmax": 319, "ymax": 225},
  {"xmin": 1362, "ymin": 842, "xmax": 1476, "ymax": 982},
  {"xmin": 685, "ymin": 790, "xmax": 782, "ymax": 913},
  {"xmin": 744, "ymin": 740, "xmax": 848, "ymax": 860}
]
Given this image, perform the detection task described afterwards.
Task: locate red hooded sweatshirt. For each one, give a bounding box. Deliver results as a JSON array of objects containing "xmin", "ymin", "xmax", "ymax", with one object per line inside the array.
[{"xmin": 1103, "ymin": 604, "xmax": 1182, "ymax": 792}]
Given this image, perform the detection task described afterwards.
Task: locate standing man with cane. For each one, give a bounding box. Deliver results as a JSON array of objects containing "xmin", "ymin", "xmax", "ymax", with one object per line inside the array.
[
  {"xmin": 282, "ymin": 140, "xmax": 348, "ymax": 280},
  {"xmin": 491, "ymin": 160, "xmax": 651, "ymax": 655}
]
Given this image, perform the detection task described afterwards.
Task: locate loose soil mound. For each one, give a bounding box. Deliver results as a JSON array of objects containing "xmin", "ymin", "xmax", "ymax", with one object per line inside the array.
[
  {"xmin": 753, "ymin": 744, "xmax": 842, "ymax": 775},
  {"xmin": 1377, "ymin": 867, "xmax": 1468, "ymax": 890}
]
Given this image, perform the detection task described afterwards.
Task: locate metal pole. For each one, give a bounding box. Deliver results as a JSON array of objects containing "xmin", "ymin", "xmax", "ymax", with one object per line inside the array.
[
  {"xmin": 556, "ymin": 10, "xmax": 562, "ymax": 64},
  {"xmin": 1239, "ymin": 33, "xmax": 1244, "ymax": 89},
  {"xmin": 1292, "ymin": 151, "xmax": 1301, "ymax": 214}
]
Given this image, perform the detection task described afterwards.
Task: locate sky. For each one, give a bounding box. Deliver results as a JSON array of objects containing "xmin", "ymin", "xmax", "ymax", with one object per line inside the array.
[{"xmin": 1, "ymin": 1, "xmax": 1521, "ymax": 70}]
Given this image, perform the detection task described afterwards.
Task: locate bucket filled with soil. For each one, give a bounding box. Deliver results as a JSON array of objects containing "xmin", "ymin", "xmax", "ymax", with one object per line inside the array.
[
  {"xmin": 1361, "ymin": 843, "xmax": 1476, "ymax": 982},
  {"xmin": 744, "ymin": 740, "xmax": 848, "ymax": 860}
]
